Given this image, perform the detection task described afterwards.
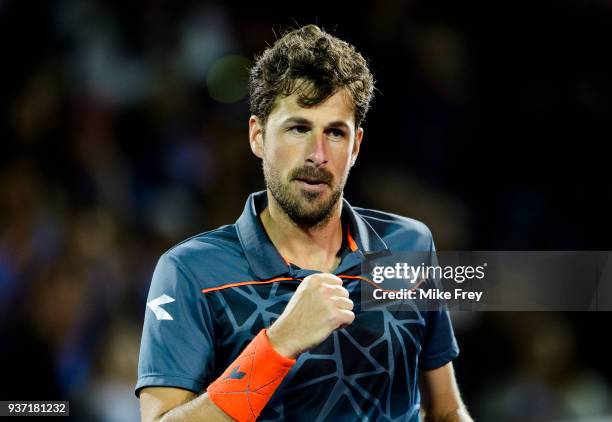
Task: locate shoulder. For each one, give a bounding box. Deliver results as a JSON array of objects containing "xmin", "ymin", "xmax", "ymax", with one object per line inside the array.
[
  {"xmin": 163, "ymin": 224, "xmax": 241, "ymax": 264},
  {"xmin": 353, "ymin": 207, "xmax": 433, "ymax": 251},
  {"xmin": 155, "ymin": 224, "xmax": 248, "ymax": 288}
]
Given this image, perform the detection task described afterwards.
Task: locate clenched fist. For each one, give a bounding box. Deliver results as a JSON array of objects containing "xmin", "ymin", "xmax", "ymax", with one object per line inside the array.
[{"xmin": 267, "ymin": 273, "xmax": 355, "ymax": 358}]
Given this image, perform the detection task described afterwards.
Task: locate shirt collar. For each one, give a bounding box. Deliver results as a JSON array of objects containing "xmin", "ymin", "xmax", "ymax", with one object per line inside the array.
[{"xmin": 235, "ymin": 190, "xmax": 389, "ymax": 279}]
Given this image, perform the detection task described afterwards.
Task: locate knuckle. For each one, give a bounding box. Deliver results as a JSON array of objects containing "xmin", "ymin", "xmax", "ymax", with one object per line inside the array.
[
  {"xmin": 302, "ymin": 274, "xmax": 315, "ymax": 283},
  {"xmin": 319, "ymin": 283, "xmax": 332, "ymax": 294},
  {"xmin": 334, "ymin": 308, "xmax": 355, "ymax": 325},
  {"xmin": 312, "ymin": 274, "xmax": 329, "ymax": 284},
  {"xmin": 333, "ymin": 286, "xmax": 349, "ymax": 297},
  {"xmin": 333, "ymin": 297, "xmax": 353, "ymax": 310},
  {"xmin": 344, "ymin": 309, "xmax": 355, "ymax": 321},
  {"xmin": 322, "ymin": 283, "xmax": 340, "ymax": 296},
  {"xmin": 346, "ymin": 298, "xmax": 354, "ymax": 310},
  {"xmin": 303, "ymin": 274, "xmax": 323, "ymax": 288},
  {"xmin": 324, "ymin": 273, "xmax": 342, "ymax": 284},
  {"xmin": 348, "ymin": 311, "xmax": 355, "ymax": 323}
]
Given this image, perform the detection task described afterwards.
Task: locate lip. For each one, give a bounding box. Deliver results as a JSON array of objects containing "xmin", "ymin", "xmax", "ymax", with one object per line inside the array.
[
  {"xmin": 294, "ymin": 178, "xmax": 328, "ymax": 192},
  {"xmin": 296, "ymin": 177, "xmax": 326, "ymax": 185}
]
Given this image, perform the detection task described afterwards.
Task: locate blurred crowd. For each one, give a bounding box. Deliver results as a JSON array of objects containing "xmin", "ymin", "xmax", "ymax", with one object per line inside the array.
[{"xmin": 1, "ymin": 1, "xmax": 611, "ymax": 421}]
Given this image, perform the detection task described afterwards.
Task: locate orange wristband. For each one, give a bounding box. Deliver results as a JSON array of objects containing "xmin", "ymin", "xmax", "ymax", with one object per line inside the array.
[{"xmin": 207, "ymin": 329, "xmax": 296, "ymax": 422}]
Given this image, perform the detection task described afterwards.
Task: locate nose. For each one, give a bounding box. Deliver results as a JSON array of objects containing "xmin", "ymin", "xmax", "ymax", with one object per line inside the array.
[{"xmin": 305, "ymin": 131, "xmax": 328, "ymax": 167}]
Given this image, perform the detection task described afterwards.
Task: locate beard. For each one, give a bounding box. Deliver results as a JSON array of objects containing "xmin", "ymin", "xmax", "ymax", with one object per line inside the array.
[{"xmin": 263, "ymin": 158, "xmax": 346, "ymax": 228}]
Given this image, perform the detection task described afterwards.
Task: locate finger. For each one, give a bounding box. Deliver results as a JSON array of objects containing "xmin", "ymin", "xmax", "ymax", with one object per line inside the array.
[
  {"xmin": 337, "ymin": 309, "xmax": 355, "ymax": 327},
  {"xmin": 305, "ymin": 273, "xmax": 342, "ymax": 287},
  {"xmin": 331, "ymin": 296, "xmax": 354, "ymax": 310},
  {"xmin": 323, "ymin": 284, "xmax": 349, "ymax": 298},
  {"xmin": 321, "ymin": 274, "xmax": 343, "ymax": 285}
]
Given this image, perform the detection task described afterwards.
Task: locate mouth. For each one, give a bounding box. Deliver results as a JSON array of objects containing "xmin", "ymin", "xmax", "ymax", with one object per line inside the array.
[
  {"xmin": 293, "ymin": 177, "xmax": 329, "ymax": 193},
  {"xmin": 295, "ymin": 177, "xmax": 327, "ymax": 186}
]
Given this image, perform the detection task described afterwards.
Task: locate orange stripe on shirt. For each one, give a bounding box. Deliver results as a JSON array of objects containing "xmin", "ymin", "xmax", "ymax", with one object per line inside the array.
[
  {"xmin": 201, "ymin": 277, "xmax": 301, "ymax": 294},
  {"xmin": 201, "ymin": 274, "xmax": 356, "ymax": 294}
]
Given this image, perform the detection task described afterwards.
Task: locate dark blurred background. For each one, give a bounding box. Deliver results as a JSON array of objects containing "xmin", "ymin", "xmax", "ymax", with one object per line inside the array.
[{"xmin": 1, "ymin": 0, "xmax": 611, "ymax": 421}]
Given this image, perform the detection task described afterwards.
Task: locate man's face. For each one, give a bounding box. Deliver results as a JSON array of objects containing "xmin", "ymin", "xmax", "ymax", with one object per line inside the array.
[{"xmin": 249, "ymin": 88, "xmax": 363, "ymax": 227}]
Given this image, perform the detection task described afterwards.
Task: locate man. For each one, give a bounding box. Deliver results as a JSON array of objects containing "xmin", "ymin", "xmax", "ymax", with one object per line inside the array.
[{"xmin": 136, "ymin": 24, "xmax": 472, "ymax": 422}]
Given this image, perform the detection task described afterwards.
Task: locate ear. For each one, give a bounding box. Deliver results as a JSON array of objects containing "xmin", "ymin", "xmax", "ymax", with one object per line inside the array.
[
  {"xmin": 350, "ymin": 126, "xmax": 364, "ymax": 167},
  {"xmin": 249, "ymin": 115, "xmax": 265, "ymax": 159}
]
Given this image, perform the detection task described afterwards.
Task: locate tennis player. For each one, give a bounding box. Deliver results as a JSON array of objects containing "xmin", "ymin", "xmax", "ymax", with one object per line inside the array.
[{"xmin": 136, "ymin": 24, "xmax": 472, "ymax": 422}]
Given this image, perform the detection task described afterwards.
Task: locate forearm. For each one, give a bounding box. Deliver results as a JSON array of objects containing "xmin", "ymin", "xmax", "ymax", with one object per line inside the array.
[
  {"xmin": 153, "ymin": 329, "xmax": 293, "ymax": 422},
  {"xmin": 155, "ymin": 392, "xmax": 231, "ymax": 422},
  {"xmin": 422, "ymin": 406, "xmax": 473, "ymax": 422},
  {"xmin": 156, "ymin": 392, "xmax": 232, "ymax": 422}
]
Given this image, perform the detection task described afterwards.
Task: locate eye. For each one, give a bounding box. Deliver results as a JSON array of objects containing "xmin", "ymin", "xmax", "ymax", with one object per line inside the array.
[
  {"xmin": 289, "ymin": 125, "xmax": 309, "ymax": 134},
  {"xmin": 327, "ymin": 128, "xmax": 346, "ymax": 139}
]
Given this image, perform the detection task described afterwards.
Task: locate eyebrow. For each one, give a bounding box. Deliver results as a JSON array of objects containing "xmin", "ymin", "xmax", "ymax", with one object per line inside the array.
[{"xmin": 281, "ymin": 117, "xmax": 350, "ymax": 130}]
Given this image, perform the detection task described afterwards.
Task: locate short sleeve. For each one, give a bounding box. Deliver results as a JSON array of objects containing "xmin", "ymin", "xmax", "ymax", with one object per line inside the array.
[
  {"xmin": 419, "ymin": 308, "xmax": 459, "ymax": 370},
  {"xmin": 418, "ymin": 234, "xmax": 460, "ymax": 370},
  {"xmin": 135, "ymin": 253, "xmax": 216, "ymax": 397}
]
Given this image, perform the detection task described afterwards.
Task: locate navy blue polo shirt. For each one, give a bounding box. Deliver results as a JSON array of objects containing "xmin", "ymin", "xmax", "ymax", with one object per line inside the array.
[{"xmin": 136, "ymin": 191, "xmax": 459, "ymax": 421}]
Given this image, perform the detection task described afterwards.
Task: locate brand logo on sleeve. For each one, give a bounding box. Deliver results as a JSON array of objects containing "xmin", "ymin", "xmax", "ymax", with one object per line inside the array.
[
  {"xmin": 147, "ymin": 294, "xmax": 175, "ymax": 320},
  {"xmin": 225, "ymin": 365, "xmax": 246, "ymax": 380}
]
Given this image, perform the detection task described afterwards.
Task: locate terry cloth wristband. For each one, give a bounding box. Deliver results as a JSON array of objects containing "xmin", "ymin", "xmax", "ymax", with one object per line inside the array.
[{"xmin": 207, "ymin": 328, "xmax": 296, "ymax": 422}]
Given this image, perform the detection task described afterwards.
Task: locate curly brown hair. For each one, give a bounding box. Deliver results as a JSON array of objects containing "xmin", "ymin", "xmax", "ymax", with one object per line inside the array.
[{"xmin": 248, "ymin": 24, "xmax": 375, "ymax": 129}]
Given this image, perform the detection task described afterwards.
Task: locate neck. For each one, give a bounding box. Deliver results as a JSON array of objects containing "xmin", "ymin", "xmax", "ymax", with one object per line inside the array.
[{"xmin": 260, "ymin": 191, "xmax": 344, "ymax": 273}]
